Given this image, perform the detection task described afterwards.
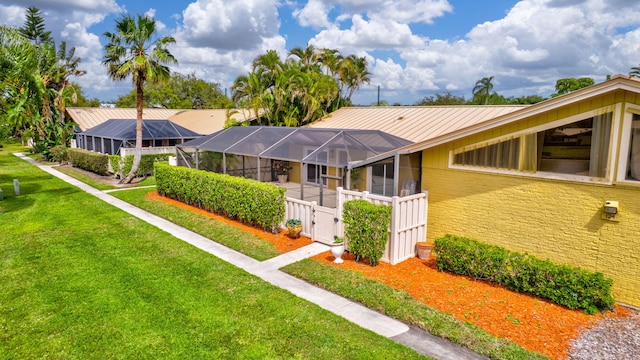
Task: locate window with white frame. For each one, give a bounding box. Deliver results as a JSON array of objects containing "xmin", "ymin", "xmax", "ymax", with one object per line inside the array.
[
  {"xmin": 625, "ymin": 113, "xmax": 640, "ymax": 181},
  {"xmin": 451, "ymin": 111, "xmax": 613, "ymax": 180}
]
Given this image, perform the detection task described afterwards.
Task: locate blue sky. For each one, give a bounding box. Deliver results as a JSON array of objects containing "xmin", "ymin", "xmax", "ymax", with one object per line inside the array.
[{"xmin": 2, "ymin": 0, "xmax": 640, "ymax": 105}]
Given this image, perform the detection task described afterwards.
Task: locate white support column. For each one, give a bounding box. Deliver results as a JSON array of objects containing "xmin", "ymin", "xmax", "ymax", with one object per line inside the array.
[{"xmin": 393, "ymin": 153, "xmax": 400, "ymax": 196}]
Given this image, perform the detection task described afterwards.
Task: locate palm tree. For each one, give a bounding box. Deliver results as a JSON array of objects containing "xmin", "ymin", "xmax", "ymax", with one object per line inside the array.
[
  {"xmin": 102, "ymin": 14, "xmax": 177, "ymax": 183},
  {"xmin": 318, "ymin": 48, "xmax": 342, "ymax": 77},
  {"xmin": 55, "ymin": 43, "xmax": 85, "ymax": 144},
  {"xmin": 289, "ymin": 44, "xmax": 321, "ymax": 73},
  {"xmin": 630, "ymin": 65, "xmax": 640, "ymax": 78},
  {"xmin": 231, "ymin": 70, "xmax": 271, "ymax": 125},
  {"xmin": 344, "ymin": 55, "xmax": 371, "ymax": 103},
  {"xmin": 334, "ymin": 55, "xmax": 370, "ymax": 109},
  {"xmin": 472, "ymin": 76, "xmax": 494, "ymax": 105}
]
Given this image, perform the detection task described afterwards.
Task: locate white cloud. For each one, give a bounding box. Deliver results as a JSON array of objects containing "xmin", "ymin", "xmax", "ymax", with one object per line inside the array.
[
  {"xmin": 0, "ymin": 5, "xmax": 26, "ymax": 27},
  {"xmin": 381, "ymin": 0, "xmax": 452, "ymax": 24},
  {"xmin": 4, "ymin": 0, "xmax": 640, "ymax": 105},
  {"xmin": 293, "ymin": 0, "xmax": 332, "ymax": 29},
  {"xmin": 0, "ymin": 0, "xmax": 121, "ymax": 13},
  {"xmin": 178, "ymin": 0, "xmax": 281, "ymax": 51},
  {"xmin": 311, "ymin": 15, "xmax": 426, "ymax": 51},
  {"xmin": 388, "ymin": 0, "xmax": 640, "ymax": 103}
]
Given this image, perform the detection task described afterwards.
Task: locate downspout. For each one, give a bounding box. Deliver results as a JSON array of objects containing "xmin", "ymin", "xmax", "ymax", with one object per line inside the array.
[
  {"xmin": 301, "ymin": 163, "xmax": 306, "ymax": 200},
  {"xmin": 257, "ymin": 156, "xmax": 261, "ymax": 181},
  {"xmin": 345, "ymin": 168, "xmax": 351, "ymax": 189},
  {"xmin": 222, "ymin": 152, "xmax": 227, "ymax": 174},
  {"xmin": 393, "ymin": 152, "xmax": 400, "ymax": 196}
]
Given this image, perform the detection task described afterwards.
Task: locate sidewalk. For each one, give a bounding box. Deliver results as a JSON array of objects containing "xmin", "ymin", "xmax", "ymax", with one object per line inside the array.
[{"xmin": 16, "ymin": 153, "xmax": 485, "ymax": 360}]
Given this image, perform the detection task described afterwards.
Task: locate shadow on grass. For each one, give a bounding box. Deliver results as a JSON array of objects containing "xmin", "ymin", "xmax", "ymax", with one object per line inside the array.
[{"xmin": 0, "ymin": 194, "xmax": 35, "ymax": 213}]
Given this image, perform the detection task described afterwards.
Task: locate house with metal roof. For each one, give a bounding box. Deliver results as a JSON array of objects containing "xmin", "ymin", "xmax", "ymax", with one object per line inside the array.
[
  {"xmin": 131, "ymin": 75, "xmax": 639, "ymax": 305},
  {"xmin": 66, "ymin": 107, "xmax": 258, "ymax": 139},
  {"xmin": 168, "ymin": 109, "xmax": 260, "ymax": 135},
  {"xmin": 66, "ymin": 107, "xmax": 182, "ymax": 133},
  {"xmin": 67, "ymin": 107, "xmax": 260, "ymax": 158},
  {"xmin": 308, "ymin": 75, "xmax": 639, "ymax": 307},
  {"xmin": 76, "ymin": 119, "xmax": 201, "ymax": 155},
  {"xmin": 306, "ymin": 105, "xmax": 528, "ymax": 197}
]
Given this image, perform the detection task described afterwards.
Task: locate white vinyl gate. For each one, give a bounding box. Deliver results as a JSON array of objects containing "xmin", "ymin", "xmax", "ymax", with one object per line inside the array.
[
  {"xmin": 282, "ymin": 187, "xmax": 428, "ymax": 264},
  {"xmin": 312, "ymin": 205, "xmax": 339, "ymax": 244}
]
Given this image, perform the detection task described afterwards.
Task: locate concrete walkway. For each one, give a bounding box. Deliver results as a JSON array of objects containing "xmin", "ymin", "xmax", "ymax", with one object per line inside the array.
[{"xmin": 16, "ymin": 153, "xmax": 485, "ymax": 360}]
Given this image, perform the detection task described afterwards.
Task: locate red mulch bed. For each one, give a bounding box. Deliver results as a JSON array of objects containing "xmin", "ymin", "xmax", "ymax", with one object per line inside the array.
[{"xmin": 147, "ymin": 191, "xmax": 632, "ymax": 360}]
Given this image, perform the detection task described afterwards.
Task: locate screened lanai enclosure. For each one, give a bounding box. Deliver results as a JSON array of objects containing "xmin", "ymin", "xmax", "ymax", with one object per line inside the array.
[
  {"xmin": 176, "ymin": 126, "xmax": 414, "ymax": 206},
  {"xmin": 76, "ymin": 119, "xmax": 201, "ymax": 155}
]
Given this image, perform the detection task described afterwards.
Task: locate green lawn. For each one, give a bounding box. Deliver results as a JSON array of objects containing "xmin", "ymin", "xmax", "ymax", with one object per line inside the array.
[
  {"xmin": 0, "ymin": 140, "xmax": 425, "ymax": 359},
  {"xmin": 111, "ymin": 188, "xmax": 282, "ymax": 261},
  {"xmin": 107, "ymin": 163, "xmax": 545, "ymax": 359}
]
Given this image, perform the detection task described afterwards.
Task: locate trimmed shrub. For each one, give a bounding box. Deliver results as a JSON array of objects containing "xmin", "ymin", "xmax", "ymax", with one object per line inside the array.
[
  {"xmin": 155, "ymin": 163, "xmax": 286, "ymax": 231},
  {"xmin": 109, "ymin": 153, "xmax": 170, "ymax": 178},
  {"xmin": 435, "ymin": 234, "xmax": 615, "ymax": 314},
  {"xmin": 343, "ymin": 200, "xmax": 392, "ymax": 266},
  {"xmin": 49, "ymin": 145, "xmax": 69, "ymax": 163},
  {"xmin": 68, "ymin": 148, "xmax": 109, "ymax": 175}
]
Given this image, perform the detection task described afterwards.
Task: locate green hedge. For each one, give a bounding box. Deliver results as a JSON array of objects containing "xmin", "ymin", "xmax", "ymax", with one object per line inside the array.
[
  {"xmin": 109, "ymin": 153, "xmax": 170, "ymax": 178},
  {"xmin": 49, "ymin": 145, "xmax": 69, "ymax": 163},
  {"xmin": 343, "ymin": 200, "xmax": 392, "ymax": 266},
  {"xmin": 155, "ymin": 163, "xmax": 286, "ymax": 231},
  {"xmin": 68, "ymin": 148, "xmax": 109, "ymax": 175},
  {"xmin": 434, "ymin": 234, "xmax": 615, "ymax": 314}
]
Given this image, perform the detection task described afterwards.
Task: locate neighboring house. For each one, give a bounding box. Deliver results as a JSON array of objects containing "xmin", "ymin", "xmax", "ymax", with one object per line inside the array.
[
  {"xmin": 66, "ymin": 107, "xmax": 181, "ymax": 134},
  {"xmin": 76, "ymin": 119, "xmax": 201, "ymax": 155},
  {"xmin": 326, "ymin": 75, "xmax": 639, "ymax": 307},
  {"xmin": 66, "ymin": 107, "xmax": 258, "ymax": 143},
  {"xmin": 168, "ymin": 109, "xmax": 259, "ymax": 135},
  {"xmin": 66, "ymin": 107, "xmax": 259, "ymax": 157}
]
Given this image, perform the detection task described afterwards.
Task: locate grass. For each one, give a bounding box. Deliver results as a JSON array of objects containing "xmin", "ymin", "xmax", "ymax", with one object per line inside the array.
[
  {"xmin": 55, "ymin": 165, "xmax": 157, "ymax": 191},
  {"xmin": 282, "ymin": 260, "xmax": 547, "ymax": 360},
  {"xmin": 6, "ymin": 140, "xmax": 546, "ymax": 359},
  {"xmin": 0, "ymin": 139, "xmax": 426, "ymax": 359},
  {"xmin": 105, "ymin": 169, "xmax": 546, "ymax": 359},
  {"xmin": 54, "ymin": 165, "xmax": 118, "ymax": 190},
  {"xmin": 111, "ymin": 188, "xmax": 281, "ymax": 261}
]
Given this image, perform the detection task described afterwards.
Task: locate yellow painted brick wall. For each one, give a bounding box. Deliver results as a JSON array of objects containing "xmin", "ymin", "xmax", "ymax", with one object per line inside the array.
[
  {"xmin": 420, "ymin": 92, "xmax": 640, "ymax": 306},
  {"xmin": 289, "ymin": 162, "xmax": 301, "ymax": 183},
  {"xmin": 423, "ymin": 167, "xmax": 640, "ymax": 306}
]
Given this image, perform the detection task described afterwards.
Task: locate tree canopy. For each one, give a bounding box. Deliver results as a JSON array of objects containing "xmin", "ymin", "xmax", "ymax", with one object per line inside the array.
[
  {"xmin": 415, "ymin": 92, "xmax": 467, "ymax": 106},
  {"xmin": 0, "ymin": 7, "xmax": 85, "ymax": 153},
  {"xmin": 232, "ymin": 46, "xmax": 370, "ymax": 126},
  {"xmin": 18, "ymin": 6, "xmax": 51, "ymax": 45},
  {"xmin": 550, "ymin": 77, "xmax": 595, "ymax": 97},
  {"xmin": 115, "ymin": 72, "xmax": 231, "ymax": 109}
]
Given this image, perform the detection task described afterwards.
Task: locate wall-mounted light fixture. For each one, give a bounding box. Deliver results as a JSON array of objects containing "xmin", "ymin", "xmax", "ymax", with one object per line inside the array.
[{"xmin": 602, "ymin": 200, "xmax": 619, "ymax": 221}]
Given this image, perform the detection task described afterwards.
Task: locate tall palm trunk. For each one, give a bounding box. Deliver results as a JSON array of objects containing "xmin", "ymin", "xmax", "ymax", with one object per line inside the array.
[{"xmin": 121, "ymin": 77, "xmax": 144, "ymax": 183}]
